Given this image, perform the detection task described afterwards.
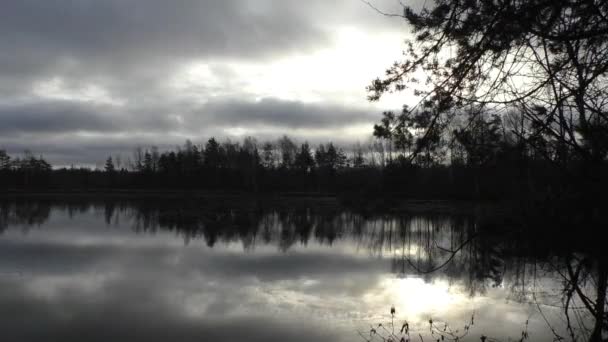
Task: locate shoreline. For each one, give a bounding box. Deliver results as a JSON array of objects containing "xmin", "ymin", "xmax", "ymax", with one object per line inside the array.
[{"xmin": 0, "ymin": 189, "xmax": 507, "ymax": 215}]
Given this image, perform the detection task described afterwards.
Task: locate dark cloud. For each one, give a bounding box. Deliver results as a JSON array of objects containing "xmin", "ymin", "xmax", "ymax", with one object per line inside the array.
[
  {"xmin": 0, "ymin": 98, "xmax": 377, "ymax": 135},
  {"xmin": 199, "ymin": 97, "xmax": 377, "ymax": 129},
  {"xmin": 0, "ymin": 0, "xmax": 326, "ymax": 75},
  {"xmin": 0, "ymin": 96, "xmax": 379, "ymax": 165},
  {"xmin": 1, "ymin": 0, "xmax": 407, "ymax": 82},
  {"xmin": 0, "ymin": 101, "xmax": 121, "ymax": 134},
  {"xmin": 0, "ymin": 100, "xmax": 181, "ymax": 136},
  {"xmin": 0, "ymin": 0, "xmax": 411, "ymax": 163},
  {"xmin": 0, "ymin": 98, "xmax": 375, "ymax": 135}
]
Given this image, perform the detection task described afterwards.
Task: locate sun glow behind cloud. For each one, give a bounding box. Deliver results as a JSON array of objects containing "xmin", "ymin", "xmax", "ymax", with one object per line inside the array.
[
  {"xmin": 162, "ymin": 27, "xmax": 415, "ymax": 143},
  {"xmin": 171, "ymin": 27, "xmax": 407, "ymax": 108}
]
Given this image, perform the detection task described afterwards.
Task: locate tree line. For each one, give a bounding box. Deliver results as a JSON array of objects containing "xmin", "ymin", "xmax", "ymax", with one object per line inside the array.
[{"xmin": 0, "ymin": 108, "xmax": 581, "ymax": 200}]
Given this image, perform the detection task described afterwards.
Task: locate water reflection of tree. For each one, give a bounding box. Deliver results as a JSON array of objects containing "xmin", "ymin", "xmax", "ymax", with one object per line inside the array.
[
  {"xmin": 1, "ymin": 199, "xmax": 605, "ymax": 341},
  {"xmin": 388, "ymin": 223, "xmax": 605, "ymax": 341},
  {"xmin": 0, "ymin": 200, "xmax": 51, "ymax": 232}
]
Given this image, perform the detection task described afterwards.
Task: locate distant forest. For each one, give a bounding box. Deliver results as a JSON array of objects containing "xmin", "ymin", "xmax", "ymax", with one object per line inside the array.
[{"xmin": 0, "ymin": 109, "xmax": 597, "ymax": 200}]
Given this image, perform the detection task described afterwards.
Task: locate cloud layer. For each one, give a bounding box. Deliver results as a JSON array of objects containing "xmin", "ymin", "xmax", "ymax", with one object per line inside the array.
[{"xmin": 1, "ymin": 0, "xmax": 412, "ymax": 165}]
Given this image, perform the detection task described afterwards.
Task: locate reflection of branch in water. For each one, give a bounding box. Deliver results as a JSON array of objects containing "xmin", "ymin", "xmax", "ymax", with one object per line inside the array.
[
  {"xmin": 3, "ymin": 199, "xmax": 606, "ymax": 341},
  {"xmin": 404, "ymin": 233, "xmax": 480, "ymax": 275},
  {"xmin": 358, "ymin": 309, "xmax": 530, "ymax": 342}
]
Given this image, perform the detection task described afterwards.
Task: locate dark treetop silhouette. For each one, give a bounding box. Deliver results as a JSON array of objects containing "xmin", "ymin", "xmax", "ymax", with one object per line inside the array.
[{"xmin": 0, "ymin": 130, "xmax": 572, "ymax": 201}]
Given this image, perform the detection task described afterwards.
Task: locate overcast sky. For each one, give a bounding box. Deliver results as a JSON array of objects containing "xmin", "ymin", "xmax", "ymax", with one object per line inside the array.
[{"xmin": 1, "ymin": 0, "xmax": 419, "ymax": 166}]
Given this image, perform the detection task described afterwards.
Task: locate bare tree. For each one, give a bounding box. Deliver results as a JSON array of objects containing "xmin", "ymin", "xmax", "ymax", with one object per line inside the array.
[
  {"xmin": 277, "ymin": 135, "xmax": 298, "ymax": 168},
  {"xmin": 366, "ymin": 0, "xmax": 608, "ymax": 167}
]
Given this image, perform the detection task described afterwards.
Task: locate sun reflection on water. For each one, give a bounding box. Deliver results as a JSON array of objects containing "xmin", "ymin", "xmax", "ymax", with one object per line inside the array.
[{"xmin": 365, "ymin": 277, "xmax": 468, "ymax": 323}]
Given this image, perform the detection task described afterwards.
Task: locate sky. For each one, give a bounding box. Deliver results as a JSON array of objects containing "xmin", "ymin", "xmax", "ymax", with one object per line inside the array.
[{"xmin": 0, "ymin": 0, "xmax": 420, "ymax": 166}]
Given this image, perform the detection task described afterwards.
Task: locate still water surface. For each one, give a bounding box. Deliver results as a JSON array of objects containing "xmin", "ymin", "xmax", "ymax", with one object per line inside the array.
[{"xmin": 0, "ymin": 200, "xmax": 586, "ymax": 341}]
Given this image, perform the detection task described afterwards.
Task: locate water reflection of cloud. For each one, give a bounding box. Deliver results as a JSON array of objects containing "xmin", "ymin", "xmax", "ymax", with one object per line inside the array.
[
  {"xmin": 0, "ymin": 277, "xmax": 342, "ymax": 342},
  {"xmin": 0, "ymin": 203, "xmax": 576, "ymax": 342}
]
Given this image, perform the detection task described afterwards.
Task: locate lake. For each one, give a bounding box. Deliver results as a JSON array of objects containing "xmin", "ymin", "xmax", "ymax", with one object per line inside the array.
[{"xmin": 0, "ymin": 198, "xmax": 596, "ymax": 341}]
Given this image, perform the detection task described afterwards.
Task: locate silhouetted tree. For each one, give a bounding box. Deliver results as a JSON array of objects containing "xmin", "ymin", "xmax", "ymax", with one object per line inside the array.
[
  {"xmin": 294, "ymin": 142, "xmax": 315, "ymax": 172},
  {"xmin": 104, "ymin": 157, "xmax": 115, "ymax": 173},
  {"xmin": 0, "ymin": 135, "xmax": 584, "ymax": 199},
  {"xmin": 261, "ymin": 142, "xmax": 275, "ymax": 168},
  {"xmin": 453, "ymin": 112, "xmax": 503, "ymax": 167},
  {"xmin": 150, "ymin": 146, "xmax": 160, "ymax": 172},
  {"xmin": 0, "ymin": 150, "xmax": 10, "ymax": 171},
  {"xmin": 143, "ymin": 151, "xmax": 153, "ymax": 173},
  {"xmin": 352, "ymin": 143, "xmax": 365, "ymax": 168},
  {"xmin": 373, "ymin": 111, "xmax": 396, "ymax": 163},
  {"xmin": 204, "ymin": 138, "xmax": 222, "ymax": 168},
  {"xmin": 316, "ymin": 143, "xmax": 347, "ymax": 170},
  {"xmin": 367, "ymin": 0, "xmax": 608, "ymax": 169},
  {"xmin": 133, "ymin": 146, "xmax": 144, "ymax": 172},
  {"xmin": 277, "ymin": 135, "xmax": 297, "ymax": 168}
]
